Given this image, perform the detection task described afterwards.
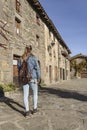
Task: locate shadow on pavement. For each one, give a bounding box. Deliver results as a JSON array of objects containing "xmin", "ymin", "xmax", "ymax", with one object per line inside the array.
[
  {"xmin": 39, "ymin": 87, "xmax": 87, "ymax": 102},
  {"xmin": 0, "ymin": 96, "xmax": 25, "ymax": 116}
]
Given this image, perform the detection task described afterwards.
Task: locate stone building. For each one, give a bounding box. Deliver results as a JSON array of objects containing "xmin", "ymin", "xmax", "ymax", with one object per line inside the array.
[
  {"xmin": 0, "ymin": 0, "xmax": 71, "ymax": 86},
  {"xmin": 70, "ymin": 53, "xmax": 87, "ymax": 78}
]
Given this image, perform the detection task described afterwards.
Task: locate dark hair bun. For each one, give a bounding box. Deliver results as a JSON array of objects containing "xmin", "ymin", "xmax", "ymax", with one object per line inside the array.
[
  {"xmin": 26, "ymin": 45, "xmax": 32, "ymax": 51},
  {"xmin": 29, "ymin": 45, "xmax": 32, "ymax": 50}
]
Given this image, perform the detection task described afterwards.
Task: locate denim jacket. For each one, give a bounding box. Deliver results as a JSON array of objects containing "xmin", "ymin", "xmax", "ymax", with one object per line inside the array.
[{"xmin": 27, "ymin": 55, "xmax": 40, "ymax": 80}]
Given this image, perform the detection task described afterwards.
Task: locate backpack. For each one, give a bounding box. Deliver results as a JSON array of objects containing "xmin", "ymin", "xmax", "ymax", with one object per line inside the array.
[{"xmin": 19, "ymin": 60, "xmax": 32, "ymax": 84}]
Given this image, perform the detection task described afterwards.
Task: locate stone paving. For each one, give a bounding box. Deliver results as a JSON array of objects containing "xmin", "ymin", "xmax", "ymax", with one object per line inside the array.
[{"xmin": 0, "ymin": 78, "xmax": 87, "ymax": 130}]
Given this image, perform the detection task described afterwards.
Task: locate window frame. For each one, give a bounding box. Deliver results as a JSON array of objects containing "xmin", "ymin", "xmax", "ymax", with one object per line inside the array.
[
  {"xmin": 15, "ymin": 17, "xmax": 21, "ymax": 35},
  {"xmin": 15, "ymin": 0, "xmax": 21, "ymax": 13},
  {"xmin": 36, "ymin": 34, "xmax": 40, "ymax": 47},
  {"xmin": 36, "ymin": 13, "xmax": 40, "ymax": 25}
]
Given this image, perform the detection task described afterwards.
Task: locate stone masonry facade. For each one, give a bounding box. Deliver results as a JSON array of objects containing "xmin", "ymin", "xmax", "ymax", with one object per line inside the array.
[{"xmin": 0, "ymin": 0, "xmax": 71, "ymax": 86}]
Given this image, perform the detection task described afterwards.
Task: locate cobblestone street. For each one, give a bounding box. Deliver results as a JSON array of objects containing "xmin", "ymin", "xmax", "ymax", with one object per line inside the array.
[{"xmin": 0, "ymin": 78, "xmax": 87, "ymax": 130}]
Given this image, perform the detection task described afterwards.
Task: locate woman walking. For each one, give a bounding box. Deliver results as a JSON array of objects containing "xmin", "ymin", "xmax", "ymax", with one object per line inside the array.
[{"xmin": 22, "ymin": 45, "xmax": 40, "ymax": 117}]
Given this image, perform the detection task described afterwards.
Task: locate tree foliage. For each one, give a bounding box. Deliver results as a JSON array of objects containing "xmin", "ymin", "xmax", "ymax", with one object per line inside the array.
[{"xmin": 70, "ymin": 59, "xmax": 87, "ymax": 76}]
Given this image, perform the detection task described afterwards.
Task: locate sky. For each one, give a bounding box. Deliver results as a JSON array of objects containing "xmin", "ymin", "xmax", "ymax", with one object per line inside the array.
[{"xmin": 39, "ymin": 0, "xmax": 87, "ymax": 56}]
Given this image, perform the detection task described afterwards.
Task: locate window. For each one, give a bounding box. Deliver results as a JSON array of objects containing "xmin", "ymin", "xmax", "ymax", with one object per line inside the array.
[
  {"xmin": 53, "ymin": 35, "xmax": 55, "ymax": 42},
  {"xmin": 36, "ymin": 14, "xmax": 40, "ymax": 25},
  {"xmin": 60, "ymin": 68, "xmax": 63, "ymax": 80},
  {"xmin": 46, "ymin": 66, "xmax": 48, "ymax": 73},
  {"xmin": 36, "ymin": 35, "xmax": 40, "ymax": 47},
  {"xmin": 53, "ymin": 50, "xmax": 56, "ymax": 58},
  {"xmin": 15, "ymin": 17, "xmax": 21, "ymax": 35},
  {"xmin": 15, "ymin": 0, "xmax": 21, "ymax": 13},
  {"xmin": 49, "ymin": 30, "xmax": 51, "ymax": 37}
]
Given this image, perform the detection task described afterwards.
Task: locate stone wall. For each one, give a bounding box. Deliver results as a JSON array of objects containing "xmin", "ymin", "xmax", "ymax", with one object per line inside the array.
[
  {"xmin": 0, "ymin": 0, "xmax": 45, "ymax": 85},
  {"xmin": 58, "ymin": 44, "xmax": 70, "ymax": 81},
  {"xmin": 0, "ymin": 0, "xmax": 70, "ymax": 85},
  {"xmin": 0, "ymin": 0, "xmax": 13, "ymax": 84},
  {"xmin": 44, "ymin": 24, "xmax": 59, "ymax": 84}
]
